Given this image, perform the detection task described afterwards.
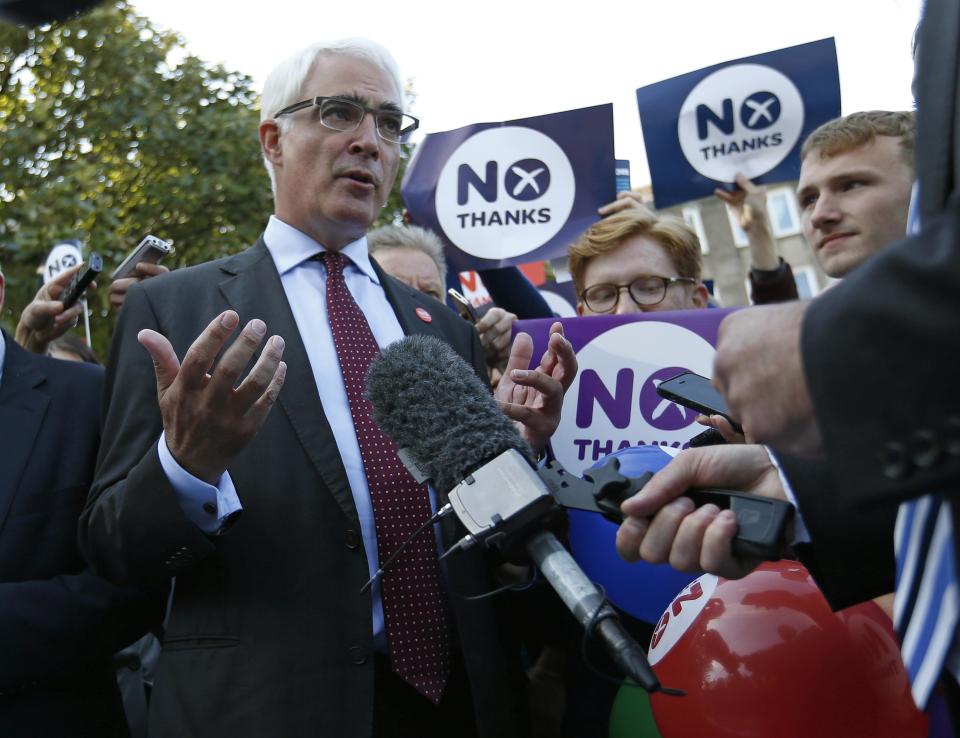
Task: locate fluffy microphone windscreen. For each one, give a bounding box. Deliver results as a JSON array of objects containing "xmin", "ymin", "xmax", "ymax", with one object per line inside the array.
[{"xmin": 366, "ymin": 334, "xmax": 534, "ymax": 494}]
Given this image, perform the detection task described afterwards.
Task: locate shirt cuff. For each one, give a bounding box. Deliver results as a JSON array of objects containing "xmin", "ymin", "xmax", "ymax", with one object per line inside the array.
[
  {"xmin": 765, "ymin": 446, "xmax": 811, "ymax": 544},
  {"xmin": 157, "ymin": 431, "xmax": 242, "ymax": 534}
]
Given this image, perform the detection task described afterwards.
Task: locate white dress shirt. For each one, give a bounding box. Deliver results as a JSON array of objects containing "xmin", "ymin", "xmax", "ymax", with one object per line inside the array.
[{"xmin": 158, "ymin": 214, "xmax": 407, "ymax": 647}]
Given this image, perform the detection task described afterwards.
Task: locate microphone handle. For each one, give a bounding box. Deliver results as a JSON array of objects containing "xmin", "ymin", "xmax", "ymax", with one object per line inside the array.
[{"xmin": 524, "ymin": 531, "xmax": 662, "ymax": 692}]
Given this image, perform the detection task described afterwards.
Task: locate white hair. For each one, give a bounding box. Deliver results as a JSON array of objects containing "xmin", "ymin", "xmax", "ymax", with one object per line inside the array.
[
  {"xmin": 367, "ymin": 225, "xmax": 448, "ymax": 285},
  {"xmin": 259, "ymin": 38, "xmax": 405, "ymax": 196}
]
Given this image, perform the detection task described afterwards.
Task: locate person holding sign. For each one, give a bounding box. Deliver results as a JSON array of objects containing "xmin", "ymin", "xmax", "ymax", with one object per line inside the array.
[{"xmin": 715, "ymin": 173, "xmax": 800, "ymax": 304}]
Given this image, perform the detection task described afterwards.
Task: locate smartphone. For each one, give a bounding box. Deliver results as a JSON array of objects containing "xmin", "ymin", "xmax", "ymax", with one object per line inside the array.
[
  {"xmin": 656, "ymin": 371, "xmax": 744, "ymax": 434},
  {"xmin": 448, "ymin": 288, "xmax": 479, "ymax": 324},
  {"xmin": 61, "ymin": 253, "xmax": 103, "ymax": 309},
  {"xmin": 111, "ymin": 235, "xmax": 173, "ymax": 280}
]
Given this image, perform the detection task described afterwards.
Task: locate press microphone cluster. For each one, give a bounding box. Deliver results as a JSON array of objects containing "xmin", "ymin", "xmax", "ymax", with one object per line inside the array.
[{"xmin": 365, "ymin": 335, "xmax": 675, "ymax": 694}]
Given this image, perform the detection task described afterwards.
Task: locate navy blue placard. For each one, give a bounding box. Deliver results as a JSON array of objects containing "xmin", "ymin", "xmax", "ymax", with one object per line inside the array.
[
  {"xmin": 402, "ymin": 104, "xmax": 615, "ymax": 271},
  {"xmin": 637, "ymin": 38, "xmax": 840, "ymax": 209}
]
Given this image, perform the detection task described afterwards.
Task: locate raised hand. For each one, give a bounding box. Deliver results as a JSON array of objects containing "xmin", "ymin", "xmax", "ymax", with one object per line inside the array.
[
  {"xmin": 138, "ymin": 310, "xmax": 287, "ymax": 483},
  {"xmin": 495, "ymin": 322, "xmax": 577, "ymax": 453}
]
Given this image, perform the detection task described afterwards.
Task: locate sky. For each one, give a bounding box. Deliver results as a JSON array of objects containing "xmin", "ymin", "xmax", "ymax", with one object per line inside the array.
[{"xmin": 131, "ymin": 0, "xmax": 922, "ymax": 186}]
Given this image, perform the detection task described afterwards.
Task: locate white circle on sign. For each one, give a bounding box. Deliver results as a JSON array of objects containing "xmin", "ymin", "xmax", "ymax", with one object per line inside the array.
[
  {"xmin": 435, "ymin": 126, "xmax": 575, "ymax": 260},
  {"xmin": 648, "ymin": 574, "xmax": 719, "ymax": 666},
  {"xmin": 551, "ymin": 321, "xmax": 715, "ymax": 476},
  {"xmin": 677, "ymin": 63, "xmax": 804, "ymax": 183},
  {"xmin": 44, "ymin": 242, "xmax": 84, "ymax": 284}
]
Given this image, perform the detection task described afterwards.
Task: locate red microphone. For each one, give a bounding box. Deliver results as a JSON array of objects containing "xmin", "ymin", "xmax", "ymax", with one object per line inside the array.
[{"xmin": 647, "ymin": 560, "xmax": 927, "ymax": 738}]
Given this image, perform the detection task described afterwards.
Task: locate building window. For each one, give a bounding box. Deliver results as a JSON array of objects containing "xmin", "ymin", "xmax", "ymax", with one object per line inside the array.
[
  {"xmin": 792, "ymin": 265, "xmax": 821, "ymax": 299},
  {"xmin": 767, "ymin": 186, "xmax": 802, "ymax": 237},
  {"xmin": 681, "ymin": 205, "xmax": 709, "ymax": 253},
  {"xmin": 725, "ymin": 204, "xmax": 750, "ymax": 247},
  {"xmin": 726, "ymin": 186, "xmax": 802, "ymax": 246}
]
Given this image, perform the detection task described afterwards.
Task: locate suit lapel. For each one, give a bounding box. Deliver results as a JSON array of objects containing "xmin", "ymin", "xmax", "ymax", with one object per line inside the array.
[
  {"xmin": 0, "ymin": 333, "xmax": 50, "ymax": 532},
  {"xmin": 216, "ymin": 240, "xmax": 357, "ymax": 525}
]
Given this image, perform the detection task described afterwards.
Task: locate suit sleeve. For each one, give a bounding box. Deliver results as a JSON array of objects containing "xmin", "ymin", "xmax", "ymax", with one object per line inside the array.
[
  {"xmin": 800, "ymin": 202, "xmax": 960, "ymax": 511},
  {"xmin": 79, "ymin": 283, "xmax": 217, "ymax": 587},
  {"xmin": 778, "ymin": 455, "xmax": 897, "ymax": 610},
  {"xmin": 748, "ymin": 259, "xmax": 800, "ymax": 305},
  {"xmin": 0, "ymin": 571, "xmax": 164, "ymax": 687}
]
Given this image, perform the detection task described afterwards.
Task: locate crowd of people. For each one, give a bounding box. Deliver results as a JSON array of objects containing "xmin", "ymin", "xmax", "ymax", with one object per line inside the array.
[{"xmin": 1, "ymin": 0, "xmax": 959, "ymax": 736}]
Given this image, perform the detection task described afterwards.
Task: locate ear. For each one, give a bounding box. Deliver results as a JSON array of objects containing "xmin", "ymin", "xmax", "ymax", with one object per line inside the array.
[
  {"xmin": 691, "ymin": 283, "xmax": 710, "ymax": 309},
  {"xmin": 576, "ymin": 300, "xmax": 585, "ymax": 316},
  {"xmin": 259, "ymin": 119, "xmax": 283, "ymax": 167}
]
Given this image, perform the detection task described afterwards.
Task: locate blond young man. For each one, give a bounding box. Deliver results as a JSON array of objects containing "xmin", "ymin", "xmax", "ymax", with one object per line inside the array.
[{"xmin": 797, "ymin": 110, "xmax": 915, "ymax": 278}]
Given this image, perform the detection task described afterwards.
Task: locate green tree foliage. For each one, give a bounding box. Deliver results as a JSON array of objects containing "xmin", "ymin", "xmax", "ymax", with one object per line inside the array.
[
  {"xmin": 0, "ymin": 2, "xmax": 273, "ymax": 357},
  {"xmin": 0, "ymin": 2, "xmax": 415, "ymax": 358}
]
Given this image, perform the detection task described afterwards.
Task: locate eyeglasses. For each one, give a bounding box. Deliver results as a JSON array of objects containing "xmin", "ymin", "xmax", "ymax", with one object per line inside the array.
[
  {"xmin": 580, "ymin": 275, "xmax": 697, "ymax": 313},
  {"xmin": 273, "ymin": 96, "xmax": 419, "ymax": 144}
]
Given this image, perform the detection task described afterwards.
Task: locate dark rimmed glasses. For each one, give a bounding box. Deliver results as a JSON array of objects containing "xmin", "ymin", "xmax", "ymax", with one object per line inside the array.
[
  {"xmin": 580, "ymin": 275, "xmax": 697, "ymax": 313},
  {"xmin": 273, "ymin": 96, "xmax": 419, "ymax": 144}
]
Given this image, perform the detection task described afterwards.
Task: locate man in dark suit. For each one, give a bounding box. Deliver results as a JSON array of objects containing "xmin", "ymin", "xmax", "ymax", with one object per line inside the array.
[
  {"xmin": 79, "ymin": 39, "xmax": 574, "ymax": 738},
  {"xmin": 0, "ymin": 267, "xmax": 159, "ymax": 737}
]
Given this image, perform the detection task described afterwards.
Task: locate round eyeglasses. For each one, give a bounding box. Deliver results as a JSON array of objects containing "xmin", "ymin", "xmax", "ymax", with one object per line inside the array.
[
  {"xmin": 273, "ymin": 96, "xmax": 419, "ymax": 144},
  {"xmin": 580, "ymin": 275, "xmax": 697, "ymax": 313}
]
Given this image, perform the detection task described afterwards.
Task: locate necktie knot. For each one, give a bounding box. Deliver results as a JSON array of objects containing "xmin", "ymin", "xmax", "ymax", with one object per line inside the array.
[{"xmin": 315, "ymin": 250, "xmax": 348, "ymax": 278}]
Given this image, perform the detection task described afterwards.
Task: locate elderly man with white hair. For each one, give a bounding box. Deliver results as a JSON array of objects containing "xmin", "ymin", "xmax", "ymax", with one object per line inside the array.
[{"xmin": 80, "ymin": 38, "xmax": 576, "ymax": 738}]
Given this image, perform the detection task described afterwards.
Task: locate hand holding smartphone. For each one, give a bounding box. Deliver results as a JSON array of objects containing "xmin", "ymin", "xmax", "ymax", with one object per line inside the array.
[
  {"xmin": 111, "ymin": 235, "xmax": 173, "ymax": 280},
  {"xmin": 447, "ymin": 288, "xmax": 479, "ymax": 324}
]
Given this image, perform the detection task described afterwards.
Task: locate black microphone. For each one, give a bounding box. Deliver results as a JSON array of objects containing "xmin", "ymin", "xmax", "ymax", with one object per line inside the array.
[{"xmin": 366, "ymin": 335, "xmax": 677, "ymax": 695}]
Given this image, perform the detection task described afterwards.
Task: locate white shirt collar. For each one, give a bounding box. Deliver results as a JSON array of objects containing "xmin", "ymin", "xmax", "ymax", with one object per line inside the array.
[{"xmin": 263, "ymin": 215, "xmax": 381, "ymax": 284}]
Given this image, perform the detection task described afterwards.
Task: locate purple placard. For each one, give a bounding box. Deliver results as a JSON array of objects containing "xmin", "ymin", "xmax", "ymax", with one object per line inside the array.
[{"xmin": 517, "ymin": 309, "xmax": 735, "ymax": 475}]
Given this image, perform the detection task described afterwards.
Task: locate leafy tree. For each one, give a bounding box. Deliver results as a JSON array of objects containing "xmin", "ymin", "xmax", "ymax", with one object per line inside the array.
[
  {"xmin": 0, "ymin": 2, "xmax": 273, "ymax": 357},
  {"xmin": 0, "ymin": 2, "xmax": 414, "ymax": 358}
]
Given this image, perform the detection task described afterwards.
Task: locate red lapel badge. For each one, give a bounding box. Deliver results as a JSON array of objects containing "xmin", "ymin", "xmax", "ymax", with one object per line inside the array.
[{"xmin": 415, "ymin": 306, "xmax": 433, "ymax": 323}]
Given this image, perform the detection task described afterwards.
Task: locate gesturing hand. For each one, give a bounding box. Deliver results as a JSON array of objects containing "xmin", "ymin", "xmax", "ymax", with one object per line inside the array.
[
  {"xmin": 138, "ymin": 310, "xmax": 287, "ymax": 484},
  {"xmin": 495, "ymin": 322, "xmax": 577, "ymax": 454}
]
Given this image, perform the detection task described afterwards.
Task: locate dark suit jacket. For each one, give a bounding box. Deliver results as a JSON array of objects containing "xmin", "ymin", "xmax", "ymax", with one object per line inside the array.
[
  {"xmin": 79, "ymin": 238, "xmax": 529, "ymax": 738},
  {"xmin": 0, "ymin": 332, "xmax": 159, "ymax": 737},
  {"xmin": 782, "ymin": 0, "xmax": 960, "ymax": 609}
]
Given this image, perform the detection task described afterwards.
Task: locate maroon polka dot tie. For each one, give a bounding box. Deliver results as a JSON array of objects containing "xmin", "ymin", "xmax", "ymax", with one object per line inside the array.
[{"xmin": 318, "ymin": 251, "xmax": 453, "ymax": 703}]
